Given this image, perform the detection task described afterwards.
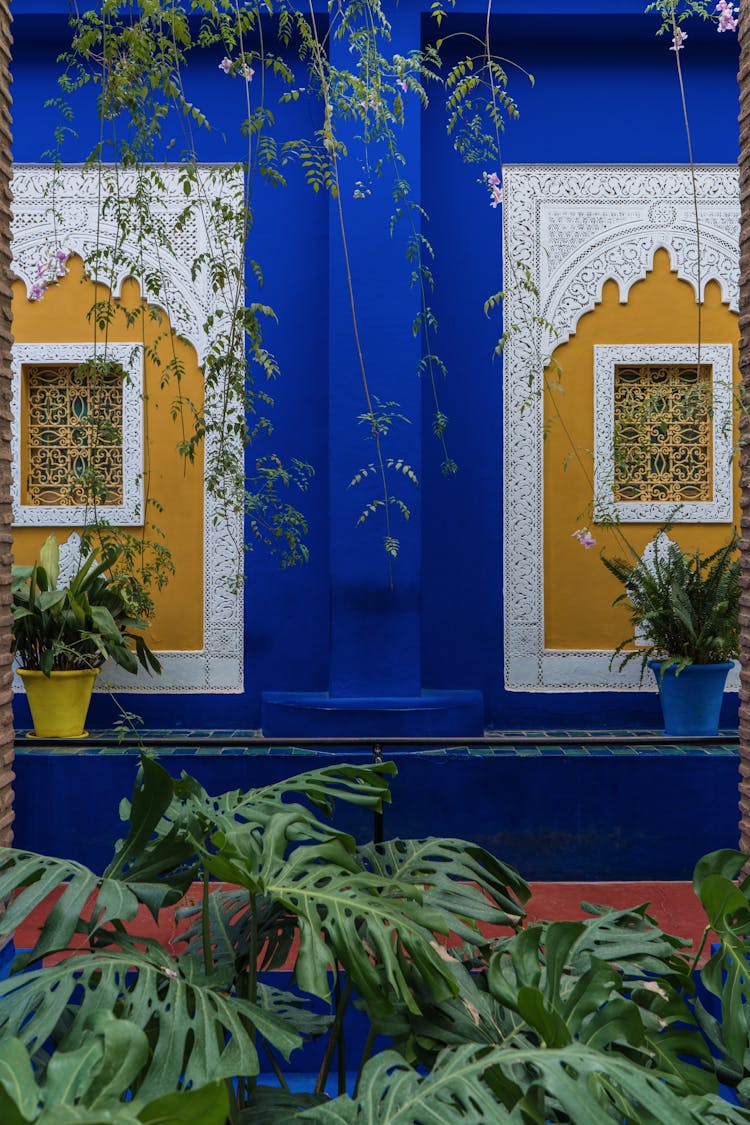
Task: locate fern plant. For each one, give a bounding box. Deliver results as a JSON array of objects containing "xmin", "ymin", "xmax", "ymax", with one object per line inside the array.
[{"xmin": 601, "ymin": 532, "xmax": 739, "ymax": 678}]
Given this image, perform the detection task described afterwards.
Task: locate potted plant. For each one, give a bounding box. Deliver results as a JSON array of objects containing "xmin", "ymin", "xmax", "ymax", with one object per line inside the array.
[
  {"xmin": 602, "ymin": 532, "xmax": 739, "ymax": 736},
  {"xmin": 12, "ymin": 534, "xmax": 161, "ymax": 737}
]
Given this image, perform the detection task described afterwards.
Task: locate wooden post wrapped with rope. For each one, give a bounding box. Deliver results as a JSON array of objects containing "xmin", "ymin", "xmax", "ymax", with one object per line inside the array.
[
  {"xmin": 738, "ymin": 0, "xmax": 750, "ymax": 852},
  {"xmin": 0, "ymin": 0, "xmax": 15, "ymax": 847}
]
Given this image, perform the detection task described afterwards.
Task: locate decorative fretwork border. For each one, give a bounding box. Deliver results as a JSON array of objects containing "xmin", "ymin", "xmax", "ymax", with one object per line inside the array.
[
  {"xmin": 593, "ymin": 344, "xmax": 733, "ymax": 524},
  {"xmin": 11, "ymin": 165, "xmax": 244, "ymax": 693},
  {"xmin": 502, "ymin": 165, "xmax": 739, "ymax": 692},
  {"xmin": 12, "ymin": 342, "xmax": 144, "ymax": 526}
]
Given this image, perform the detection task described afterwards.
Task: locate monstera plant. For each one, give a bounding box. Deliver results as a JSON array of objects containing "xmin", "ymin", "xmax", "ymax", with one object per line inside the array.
[{"xmin": 1, "ymin": 759, "xmax": 750, "ymax": 1122}]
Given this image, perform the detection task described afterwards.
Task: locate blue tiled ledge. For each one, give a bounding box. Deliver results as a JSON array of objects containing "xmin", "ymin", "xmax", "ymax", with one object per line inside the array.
[{"xmin": 11, "ymin": 730, "xmax": 742, "ymax": 882}]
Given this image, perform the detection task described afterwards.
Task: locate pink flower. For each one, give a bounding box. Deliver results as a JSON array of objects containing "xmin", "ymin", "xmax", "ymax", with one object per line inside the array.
[
  {"xmin": 29, "ymin": 246, "xmax": 71, "ymax": 301},
  {"xmin": 572, "ymin": 527, "xmax": 596, "ymax": 549},
  {"xmin": 716, "ymin": 0, "xmax": 738, "ymax": 31},
  {"xmin": 218, "ymin": 57, "xmax": 232, "ymax": 74},
  {"xmin": 396, "ymin": 78, "xmax": 408, "ymax": 93},
  {"xmin": 482, "ymin": 171, "xmax": 503, "ymax": 208},
  {"xmin": 670, "ymin": 27, "xmax": 688, "ymax": 50},
  {"xmin": 242, "ymin": 64, "xmax": 254, "ymax": 81}
]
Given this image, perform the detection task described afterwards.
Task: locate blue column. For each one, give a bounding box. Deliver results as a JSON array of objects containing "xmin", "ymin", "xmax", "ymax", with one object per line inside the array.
[
  {"xmin": 263, "ymin": 0, "xmax": 482, "ymax": 735},
  {"xmin": 326, "ymin": 3, "xmax": 421, "ymax": 698}
]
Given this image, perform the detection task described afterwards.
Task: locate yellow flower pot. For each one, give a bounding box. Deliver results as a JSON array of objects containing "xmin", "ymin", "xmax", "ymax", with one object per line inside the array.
[{"xmin": 18, "ymin": 668, "xmax": 100, "ymax": 739}]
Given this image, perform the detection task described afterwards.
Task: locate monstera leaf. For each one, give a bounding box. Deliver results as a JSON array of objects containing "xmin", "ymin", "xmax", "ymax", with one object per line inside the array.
[
  {"xmin": 300, "ymin": 1044, "xmax": 750, "ymax": 1124},
  {"xmin": 570, "ymin": 901, "xmax": 693, "ymax": 985},
  {"xmin": 206, "ymin": 834, "xmax": 459, "ymax": 1017},
  {"xmin": 357, "ymin": 838, "xmax": 529, "ymax": 939},
  {"xmin": 0, "ymin": 942, "xmax": 300, "ymax": 1102},
  {"xmin": 487, "ymin": 919, "xmax": 715, "ymax": 1096},
  {"xmin": 0, "ymin": 1017, "xmax": 231, "ymax": 1124},
  {"xmin": 176, "ymin": 887, "xmax": 297, "ymax": 977},
  {"xmin": 693, "ymin": 849, "xmax": 750, "ymax": 1066},
  {"xmin": 110, "ymin": 758, "xmax": 396, "ymax": 887},
  {"xmin": 0, "ymin": 848, "xmax": 183, "ymax": 969}
]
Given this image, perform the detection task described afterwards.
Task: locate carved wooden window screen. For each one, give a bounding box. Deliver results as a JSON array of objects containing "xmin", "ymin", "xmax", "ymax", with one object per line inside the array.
[
  {"xmin": 613, "ymin": 363, "xmax": 712, "ymax": 503},
  {"xmin": 22, "ymin": 362, "xmax": 124, "ymax": 506}
]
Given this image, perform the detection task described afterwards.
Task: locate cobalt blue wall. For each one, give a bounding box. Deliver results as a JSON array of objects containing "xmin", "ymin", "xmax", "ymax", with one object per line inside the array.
[
  {"xmin": 11, "ymin": 745, "xmax": 742, "ymax": 881},
  {"xmin": 10, "ymin": 1, "xmax": 741, "ymax": 733}
]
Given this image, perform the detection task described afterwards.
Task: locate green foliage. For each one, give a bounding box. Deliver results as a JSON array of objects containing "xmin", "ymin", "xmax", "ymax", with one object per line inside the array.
[
  {"xmin": 8, "ymin": 767, "xmax": 750, "ymax": 1120},
  {"xmin": 601, "ymin": 532, "xmax": 739, "ymax": 676},
  {"xmin": 11, "ymin": 534, "xmax": 161, "ymax": 676},
  {"xmin": 0, "ymin": 1020, "xmax": 231, "ymax": 1124},
  {"xmin": 0, "ymin": 758, "xmax": 528, "ymax": 1119},
  {"xmin": 53, "ymin": 0, "xmax": 473, "ymax": 571},
  {"xmin": 301, "ymin": 858, "xmax": 750, "ymax": 1122}
]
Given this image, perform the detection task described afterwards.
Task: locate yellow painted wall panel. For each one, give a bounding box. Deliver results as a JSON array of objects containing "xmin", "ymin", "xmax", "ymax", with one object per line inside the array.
[
  {"xmin": 544, "ymin": 249, "xmax": 739, "ymax": 651},
  {"xmin": 11, "ymin": 256, "xmax": 205, "ymax": 651}
]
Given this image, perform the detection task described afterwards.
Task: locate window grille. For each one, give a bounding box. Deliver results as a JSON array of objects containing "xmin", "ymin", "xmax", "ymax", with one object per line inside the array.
[
  {"xmin": 612, "ymin": 363, "xmax": 712, "ymax": 504},
  {"xmin": 23, "ymin": 362, "xmax": 124, "ymax": 507}
]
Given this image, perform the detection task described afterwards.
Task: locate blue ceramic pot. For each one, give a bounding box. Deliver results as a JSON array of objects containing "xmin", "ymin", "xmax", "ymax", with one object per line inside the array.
[{"xmin": 647, "ymin": 661, "xmax": 733, "ymax": 736}]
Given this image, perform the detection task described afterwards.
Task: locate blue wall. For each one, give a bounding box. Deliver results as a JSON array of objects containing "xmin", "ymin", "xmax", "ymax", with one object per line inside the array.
[
  {"xmin": 12, "ymin": 744, "xmax": 742, "ymax": 881},
  {"xmin": 10, "ymin": 0, "xmax": 741, "ymax": 733}
]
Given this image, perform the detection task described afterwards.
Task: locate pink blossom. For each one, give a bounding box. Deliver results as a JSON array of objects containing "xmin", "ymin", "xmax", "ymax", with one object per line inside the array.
[
  {"xmin": 28, "ymin": 246, "xmax": 70, "ymax": 301},
  {"xmin": 572, "ymin": 527, "xmax": 596, "ymax": 549},
  {"xmin": 490, "ymin": 185, "xmax": 503, "ymax": 208},
  {"xmin": 484, "ymin": 171, "xmax": 500, "ymax": 187},
  {"xmin": 716, "ymin": 0, "xmax": 738, "ymax": 31},
  {"xmin": 670, "ymin": 27, "xmax": 688, "ymax": 50},
  {"xmin": 243, "ymin": 64, "xmax": 255, "ymax": 81},
  {"xmin": 218, "ymin": 57, "xmax": 232, "ymax": 74},
  {"xmin": 397, "ymin": 78, "xmax": 408, "ymax": 93}
]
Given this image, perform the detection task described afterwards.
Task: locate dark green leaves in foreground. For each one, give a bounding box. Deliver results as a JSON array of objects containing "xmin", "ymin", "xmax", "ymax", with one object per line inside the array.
[
  {"xmin": 11, "ymin": 762, "xmax": 750, "ymax": 1123},
  {"xmin": 301, "ymin": 1045, "xmax": 750, "ymax": 1125},
  {"xmin": 0, "ymin": 1016, "xmax": 231, "ymax": 1124}
]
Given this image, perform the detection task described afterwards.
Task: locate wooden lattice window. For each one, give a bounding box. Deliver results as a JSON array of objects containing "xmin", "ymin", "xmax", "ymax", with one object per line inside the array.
[
  {"xmin": 612, "ymin": 363, "xmax": 712, "ymax": 504},
  {"xmin": 22, "ymin": 362, "xmax": 124, "ymax": 507}
]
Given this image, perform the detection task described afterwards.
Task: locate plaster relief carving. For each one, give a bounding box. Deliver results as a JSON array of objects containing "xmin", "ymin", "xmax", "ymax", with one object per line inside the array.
[{"xmin": 503, "ymin": 165, "xmax": 739, "ymax": 692}]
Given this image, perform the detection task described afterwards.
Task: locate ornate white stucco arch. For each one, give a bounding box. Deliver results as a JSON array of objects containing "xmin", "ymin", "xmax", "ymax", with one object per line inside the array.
[
  {"xmin": 11, "ymin": 164, "xmax": 245, "ymax": 693},
  {"xmin": 502, "ymin": 165, "xmax": 739, "ymax": 692}
]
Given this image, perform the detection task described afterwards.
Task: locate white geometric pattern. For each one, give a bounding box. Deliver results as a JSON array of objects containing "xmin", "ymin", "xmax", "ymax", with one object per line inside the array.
[
  {"xmin": 593, "ymin": 343, "xmax": 734, "ymax": 524},
  {"xmin": 11, "ymin": 342, "xmax": 144, "ymax": 527},
  {"xmin": 502, "ymin": 165, "xmax": 739, "ymax": 692}
]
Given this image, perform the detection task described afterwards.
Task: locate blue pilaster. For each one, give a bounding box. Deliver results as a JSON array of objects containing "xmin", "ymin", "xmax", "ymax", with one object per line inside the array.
[{"xmin": 263, "ymin": 0, "xmax": 483, "ymax": 735}]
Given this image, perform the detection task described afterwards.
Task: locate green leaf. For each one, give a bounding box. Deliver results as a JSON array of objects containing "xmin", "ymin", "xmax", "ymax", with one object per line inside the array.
[
  {"xmin": 357, "ymin": 838, "xmax": 529, "ymax": 940},
  {"xmin": 0, "ymin": 849, "xmax": 174, "ymax": 967},
  {"xmin": 239, "ymin": 1087, "xmax": 329, "ymax": 1124},
  {"xmin": 301, "ymin": 1044, "xmax": 743, "ymax": 1123},
  {"xmin": 139, "ymin": 1080, "xmax": 231, "ymax": 1124},
  {"xmin": 0, "ymin": 946, "xmax": 300, "ymax": 1102},
  {"xmin": 0, "ymin": 1037, "xmax": 38, "ymax": 1122},
  {"xmin": 39, "ymin": 535, "xmax": 59, "ymax": 592}
]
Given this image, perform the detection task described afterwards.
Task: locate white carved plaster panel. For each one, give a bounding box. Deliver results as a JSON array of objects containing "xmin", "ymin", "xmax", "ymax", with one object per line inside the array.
[
  {"xmin": 11, "ymin": 165, "xmax": 244, "ymax": 693},
  {"xmin": 503, "ymin": 165, "xmax": 739, "ymax": 692},
  {"xmin": 11, "ymin": 342, "xmax": 144, "ymax": 527},
  {"xmin": 593, "ymin": 344, "xmax": 733, "ymax": 524}
]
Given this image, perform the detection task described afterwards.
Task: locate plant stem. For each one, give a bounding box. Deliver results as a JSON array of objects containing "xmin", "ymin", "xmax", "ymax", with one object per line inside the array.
[
  {"xmin": 261, "ymin": 1038, "xmax": 291, "ymax": 1093},
  {"xmin": 314, "ymin": 976, "xmax": 354, "ymax": 1094},
  {"xmin": 201, "ymin": 866, "xmax": 214, "ymax": 977},
  {"xmin": 353, "ymin": 1022, "xmax": 377, "ymax": 1097},
  {"xmin": 688, "ymin": 924, "xmax": 712, "ymax": 977}
]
